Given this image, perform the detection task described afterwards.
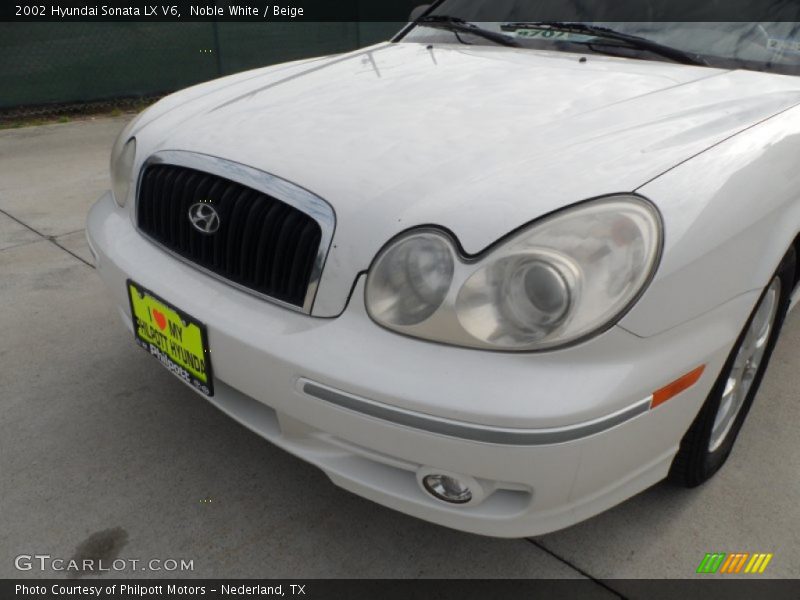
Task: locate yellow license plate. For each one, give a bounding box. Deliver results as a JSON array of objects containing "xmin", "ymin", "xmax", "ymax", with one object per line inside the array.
[{"xmin": 127, "ymin": 280, "xmax": 213, "ymax": 396}]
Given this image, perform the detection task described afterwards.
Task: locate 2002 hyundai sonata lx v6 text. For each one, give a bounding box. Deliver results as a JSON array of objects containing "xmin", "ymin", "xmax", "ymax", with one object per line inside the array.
[{"xmin": 87, "ymin": 6, "xmax": 800, "ymax": 537}]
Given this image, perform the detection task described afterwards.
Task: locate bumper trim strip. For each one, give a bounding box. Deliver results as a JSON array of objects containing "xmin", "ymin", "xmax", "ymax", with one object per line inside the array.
[{"xmin": 300, "ymin": 379, "xmax": 651, "ymax": 446}]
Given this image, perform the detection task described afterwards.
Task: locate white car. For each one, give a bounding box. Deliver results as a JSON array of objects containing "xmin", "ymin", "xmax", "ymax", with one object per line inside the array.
[{"xmin": 87, "ymin": 11, "xmax": 800, "ymax": 537}]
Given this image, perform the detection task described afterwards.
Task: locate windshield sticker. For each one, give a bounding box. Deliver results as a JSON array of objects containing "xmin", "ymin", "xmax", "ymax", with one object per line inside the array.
[
  {"xmin": 767, "ymin": 38, "xmax": 800, "ymax": 54},
  {"xmin": 505, "ymin": 28, "xmax": 595, "ymax": 43}
]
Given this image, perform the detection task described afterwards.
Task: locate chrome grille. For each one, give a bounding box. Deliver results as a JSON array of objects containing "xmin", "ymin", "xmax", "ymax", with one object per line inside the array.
[{"xmin": 135, "ymin": 152, "xmax": 334, "ymax": 312}]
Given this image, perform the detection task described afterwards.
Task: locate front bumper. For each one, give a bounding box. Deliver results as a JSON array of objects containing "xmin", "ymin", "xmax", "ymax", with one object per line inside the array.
[{"xmin": 87, "ymin": 192, "xmax": 755, "ymax": 537}]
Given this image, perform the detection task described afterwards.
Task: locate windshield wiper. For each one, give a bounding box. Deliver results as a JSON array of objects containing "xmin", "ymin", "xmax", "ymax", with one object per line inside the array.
[
  {"xmin": 417, "ymin": 15, "xmax": 520, "ymax": 48},
  {"xmin": 503, "ymin": 22, "xmax": 707, "ymax": 66}
]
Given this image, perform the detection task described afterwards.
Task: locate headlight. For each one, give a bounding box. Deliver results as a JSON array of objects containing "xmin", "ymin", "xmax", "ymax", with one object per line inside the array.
[
  {"xmin": 365, "ymin": 232, "xmax": 455, "ymax": 326},
  {"xmin": 110, "ymin": 136, "xmax": 136, "ymax": 207},
  {"xmin": 365, "ymin": 195, "xmax": 662, "ymax": 351},
  {"xmin": 110, "ymin": 110, "xmax": 145, "ymax": 208}
]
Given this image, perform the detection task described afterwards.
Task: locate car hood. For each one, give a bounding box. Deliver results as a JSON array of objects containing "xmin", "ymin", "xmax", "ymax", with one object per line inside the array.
[{"xmin": 134, "ymin": 42, "xmax": 800, "ymax": 316}]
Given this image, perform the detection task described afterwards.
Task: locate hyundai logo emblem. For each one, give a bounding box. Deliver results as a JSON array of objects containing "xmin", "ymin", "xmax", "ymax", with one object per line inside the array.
[{"xmin": 188, "ymin": 202, "xmax": 220, "ymax": 234}]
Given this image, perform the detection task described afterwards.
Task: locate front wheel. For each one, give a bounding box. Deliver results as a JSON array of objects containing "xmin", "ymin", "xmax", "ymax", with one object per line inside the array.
[{"xmin": 669, "ymin": 248, "xmax": 795, "ymax": 487}]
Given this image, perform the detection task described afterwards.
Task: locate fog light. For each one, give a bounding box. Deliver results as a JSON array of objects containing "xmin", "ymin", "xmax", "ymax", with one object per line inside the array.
[{"xmin": 422, "ymin": 473, "xmax": 473, "ymax": 504}]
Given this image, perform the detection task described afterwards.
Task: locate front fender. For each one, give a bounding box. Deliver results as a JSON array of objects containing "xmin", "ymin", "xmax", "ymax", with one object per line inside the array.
[{"xmin": 620, "ymin": 104, "xmax": 800, "ymax": 337}]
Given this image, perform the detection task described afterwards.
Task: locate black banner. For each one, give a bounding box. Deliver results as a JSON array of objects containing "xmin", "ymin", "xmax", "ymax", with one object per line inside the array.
[
  {"xmin": 4, "ymin": 579, "xmax": 800, "ymax": 600},
  {"xmin": 3, "ymin": 0, "xmax": 800, "ymax": 23},
  {"xmin": 5, "ymin": 1, "xmax": 419, "ymax": 22}
]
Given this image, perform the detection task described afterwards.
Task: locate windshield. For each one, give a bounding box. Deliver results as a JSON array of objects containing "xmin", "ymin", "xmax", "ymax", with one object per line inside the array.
[{"xmin": 404, "ymin": 1, "xmax": 800, "ymax": 75}]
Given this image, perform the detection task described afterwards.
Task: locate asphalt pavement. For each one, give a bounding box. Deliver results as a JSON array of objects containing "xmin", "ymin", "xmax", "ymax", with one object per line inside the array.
[{"xmin": 1, "ymin": 117, "xmax": 798, "ymax": 590}]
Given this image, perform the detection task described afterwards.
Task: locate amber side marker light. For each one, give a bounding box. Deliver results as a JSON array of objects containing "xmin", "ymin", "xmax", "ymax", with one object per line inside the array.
[{"xmin": 651, "ymin": 365, "xmax": 706, "ymax": 409}]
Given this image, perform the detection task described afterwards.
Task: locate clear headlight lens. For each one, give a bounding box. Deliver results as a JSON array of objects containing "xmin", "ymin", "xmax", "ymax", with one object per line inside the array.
[
  {"xmin": 110, "ymin": 136, "xmax": 136, "ymax": 207},
  {"xmin": 366, "ymin": 232, "xmax": 455, "ymax": 326},
  {"xmin": 365, "ymin": 196, "xmax": 662, "ymax": 351}
]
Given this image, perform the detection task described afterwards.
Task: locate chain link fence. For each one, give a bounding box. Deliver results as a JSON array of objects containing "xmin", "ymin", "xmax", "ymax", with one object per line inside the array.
[{"xmin": 1, "ymin": 21, "xmax": 407, "ymax": 119}]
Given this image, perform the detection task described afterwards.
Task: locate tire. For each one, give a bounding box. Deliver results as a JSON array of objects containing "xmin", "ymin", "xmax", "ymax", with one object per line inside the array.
[{"xmin": 669, "ymin": 247, "xmax": 795, "ymax": 487}]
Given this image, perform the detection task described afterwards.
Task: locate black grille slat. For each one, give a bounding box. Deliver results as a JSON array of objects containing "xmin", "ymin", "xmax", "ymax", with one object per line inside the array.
[
  {"xmin": 177, "ymin": 171, "xmax": 201, "ymax": 252},
  {"xmin": 187, "ymin": 174, "xmax": 215, "ymax": 261},
  {"xmin": 225, "ymin": 188, "xmax": 254, "ymax": 275},
  {"xmin": 167, "ymin": 169, "xmax": 184, "ymax": 242},
  {"xmin": 273, "ymin": 212, "xmax": 304, "ymax": 296},
  {"xmin": 157, "ymin": 168, "xmax": 176, "ymax": 241},
  {"xmin": 239, "ymin": 196, "xmax": 277, "ymax": 285},
  {"xmin": 212, "ymin": 183, "xmax": 237, "ymax": 270},
  {"xmin": 167, "ymin": 170, "xmax": 183, "ymax": 245},
  {"xmin": 137, "ymin": 164, "xmax": 322, "ymax": 308},
  {"xmin": 255, "ymin": 203, "xmax": 285, "ymax": 288},
  {"xmin": 139, "ymin": 169, "xmax": 156, "ymax": 232},
  {"xmin": 200, "ymin": 179, "xmax": 226, "ymax": 266},
  {"xmin": 287, "ymin": 221, "xmax": 322, "ymax": 296}
]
